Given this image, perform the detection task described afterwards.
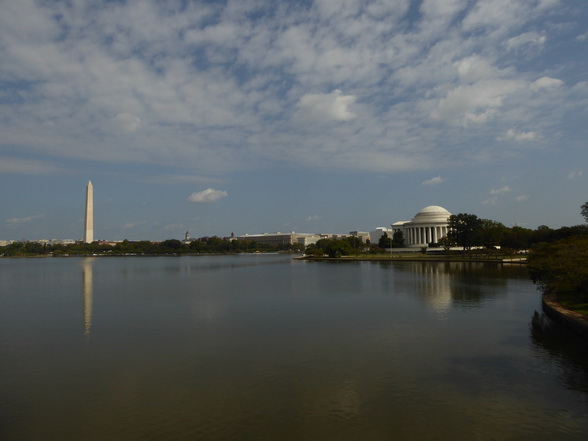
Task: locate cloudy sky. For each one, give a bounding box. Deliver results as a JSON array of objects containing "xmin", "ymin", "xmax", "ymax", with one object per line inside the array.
[{"xmin": 1, "ymin": 0, "xmax": 587, "ymax": 241}]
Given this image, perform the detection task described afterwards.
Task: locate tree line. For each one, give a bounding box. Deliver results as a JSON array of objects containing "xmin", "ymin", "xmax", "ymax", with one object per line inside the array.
[
  {"xmin": 527, "ymin": 201, "xmax": 588, "ymax": 305},
  {"xmin": 304, "ymin": 212, "xmax": 588, "ymax": 258},
  {"xmin": 439, "ymin": 213, "xmax": 588, "ymax": 252},
  {"xmin": 0, "ymin": 237, "xmax": 302, "ymax": 257}
]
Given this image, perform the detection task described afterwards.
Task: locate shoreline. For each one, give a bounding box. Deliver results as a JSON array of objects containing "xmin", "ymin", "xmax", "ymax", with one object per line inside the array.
[
  {"xmin": 542, "ymin": 293, "xmax": 588, "ymax": 339},
  {"xmin": 297, "ymin": 255, "xmax": 527, "ymax": 264}
]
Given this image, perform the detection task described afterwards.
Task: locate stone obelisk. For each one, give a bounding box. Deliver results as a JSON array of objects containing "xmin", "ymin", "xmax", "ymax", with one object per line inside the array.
[{"xmin": 84, "ymin": 181, "xmax": 94, "ymax": 243}]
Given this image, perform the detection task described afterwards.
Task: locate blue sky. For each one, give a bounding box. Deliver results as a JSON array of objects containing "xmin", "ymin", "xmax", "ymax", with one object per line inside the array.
[{"xmin": 1, "ymin": 0, "xmax": 587, "ymax": 241}]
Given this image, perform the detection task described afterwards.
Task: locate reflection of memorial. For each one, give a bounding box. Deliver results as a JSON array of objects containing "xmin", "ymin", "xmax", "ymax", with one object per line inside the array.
[
  {"xmin": 403, "ymin": 262, "xmax": 453, "ymax": 312},
  {"xmin": 392, "ymin": 262, "xmax": 507, "ymax": 310},
  {"xmin": 81, "ymin": 258, "xmax": 95, "ymax": 336}
]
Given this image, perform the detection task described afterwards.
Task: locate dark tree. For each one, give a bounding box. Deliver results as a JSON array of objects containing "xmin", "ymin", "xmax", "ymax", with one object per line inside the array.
[
  {"xmin": 309, "ymin": 238, "xmax": 354, "ymax": 258},
  {"xmin": 447, "ymin": 213, "xmax": 483, "ymax": 251},
  {"xmin": 346, "ymin": 236, "xmax": 363, "ymax": 251},
  {"xmin": 528, "ymin": 236, "xmax": 588, "ymax": 301},
  {"xmin": 378, "ymin": 232, "xmax": 392, "ymax": 248},
  {"xmin": 437, "ymin": 235, "xmax": 455, "ymax": 251},
  {"xmin": 391, "ymin": 230, "xmax": 405, "ymax": 248},
  {"xmin": 582, "ymin": 201, "xmax": 588, "ymax": 223},
  {"xmin": 501, "ymin": 226, "xmax": 533, "ymax": 250},
  {"xmin": 479, "ymin": 219, "xmax": 506, "ymax": 248},
  {"xmin": 160, "ymin": 239, "xmax": 185, "ymax": 252}
]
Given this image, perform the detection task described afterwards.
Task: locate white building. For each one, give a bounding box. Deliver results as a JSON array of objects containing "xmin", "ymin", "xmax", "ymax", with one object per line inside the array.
[
  {"xmin": 391, "ymin": 206, "xmax": 452, "ymax": 247},
  {"xmin": 237, "ymin": 232, "xmax": 321, "ymax": 247},
  {"xmin": 370, "ymin": 227, "xmax": 393, "ymax": 244},
  {"xmin": 349, "ymin": 231, "xmax": 371, "ymax": 243}
]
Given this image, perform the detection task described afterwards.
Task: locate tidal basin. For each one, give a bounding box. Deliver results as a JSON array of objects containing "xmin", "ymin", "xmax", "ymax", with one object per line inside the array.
[{"xmin": 1, "ymin": 255, "xmax": 587, "ymax": 440}]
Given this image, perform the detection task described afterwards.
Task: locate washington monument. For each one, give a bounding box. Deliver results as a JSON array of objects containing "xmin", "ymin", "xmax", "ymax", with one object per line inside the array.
[{"xmin": 84, "ymin": 181, "xmax": 94, "ymax": 243}]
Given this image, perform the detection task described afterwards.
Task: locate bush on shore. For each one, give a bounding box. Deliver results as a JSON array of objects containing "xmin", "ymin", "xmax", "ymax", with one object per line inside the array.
[{"xmin": 527, "ymin": 235, "xmax": 588, "ymax": 303}]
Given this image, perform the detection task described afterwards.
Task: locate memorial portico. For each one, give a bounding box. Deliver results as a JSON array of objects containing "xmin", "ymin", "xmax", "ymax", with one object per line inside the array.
[{"xmin": 391, "ymin": 206, "xmax": 451, "ymax": 247}]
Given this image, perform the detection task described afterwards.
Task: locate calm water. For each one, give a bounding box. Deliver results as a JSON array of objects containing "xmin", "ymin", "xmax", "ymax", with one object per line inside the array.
[{"xmin": 1, "ymin": 255, "xmax": 587, "ymax": 441}]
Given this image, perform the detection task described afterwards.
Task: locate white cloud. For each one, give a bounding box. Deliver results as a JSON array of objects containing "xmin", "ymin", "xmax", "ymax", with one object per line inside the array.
[
  {"xmin": 0, "ymin": 0, "xmax": 584, "ymax": 178},
  {"xmin": 529, "ymin": 76, "xmax": 564, "ymax": 91},
  {"xmin": 187, "ymin": 189, "xmax": 228, "ymax": 203},
  {"xmin": 481, "ymin": 197, "xmax": 498, "ymax": 206},
  {"xmin": 306, "ymin": 215, "xmax": 322, "ymax": 221},
  {"xmin": 122, "ymin": 221, "xmax": 147, "ymax": 229},
  {"xmin": 489, "ymin": 186, "xmax": 511, "ymax": 195},
  {"xmin": 6, "ymin": 214, "xmax": 44, "ymax": 225},
  {"xmin": 163, "ymin": 223, "xmax": 185, "ymax": 231},
  {"xmin": 568, "ymin": 170, "xmax": 583, "ymax": 179},
  {"xmin": 506, "ymin": 32, "xmax": 546, "ymax": 51},
  {"xmin": 294, "ymin": 90, "xmax": 356, "ymax": 122},
  {"xmin": 431, "ymin": 80, "xmax": 524, "ymax": 126},
  {"xmin": 537, "ymin": 0, "xmax": 561, "ymax": 10},
  {"xmin": 422, "ymin": 176, "xmax": 444, "ymax": 185},
  {"xmin": 462, "ymin": 0, "xmax": 525, "ymax": 32},
  {"xmin": 454, "ymin": 55, "xmax": 501, "ymax": 83},
  {"xmin": 152, "ymin": 174, "xmax": 225, "ymax": 185},
  {"xmin": 0, "ymin": 157, "xmax": 64, "ymax": 175},
  {"xmin": 515, "ymin": 194, "xmax": 529, "ymax": 202},
  {"xmin": 497, "ymin": 129, "xmax": 539, "ymax": 141},
  {"xmin": 113, "ymin": 113, "xmax": 142, "ymax": 133}
]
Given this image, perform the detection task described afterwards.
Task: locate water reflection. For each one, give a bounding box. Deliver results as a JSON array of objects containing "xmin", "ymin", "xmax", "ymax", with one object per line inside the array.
[
  {"xmin": 531, "ymin": 311, "xmax": 588, "ymax": 394},
  {"xmin": 403, "ymin": 262, "xmax": 453, "ymax": 312},
  {"xmin": 386, "ymin": 261, "xmax": 510, "ymax": 311},
  {"xmin": 81, "ymin": 257, "xmax": 95, "ymax": 337}
]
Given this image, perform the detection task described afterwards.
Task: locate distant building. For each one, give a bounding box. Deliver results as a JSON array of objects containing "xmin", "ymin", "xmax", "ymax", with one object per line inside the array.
[
  {"xmin": 349, "ymin": 231, "xmax": 371, "ymax": 243},
  {"xmin": 370, "ymin": 227, "xmax": 393, "ymax": 244},
  {"xmin": 391, "ymin": 206, "xmax": 451, "ymax": 247},
  {"xmin": 237, "ymin": 232, "xmax": 322, "ymax": 247}
]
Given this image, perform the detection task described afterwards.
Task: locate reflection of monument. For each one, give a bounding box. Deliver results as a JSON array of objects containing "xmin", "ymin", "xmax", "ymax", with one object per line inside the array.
[
  {"xmin": 82, "ymin": 258, "xmax": 95, "ymax": 336},
  {"xmin": 406, "ymin": 262, "xmax": 453, "ymax": 312},
  {"xmin": 84, "ymin": 180, "xmax": 94, "ymax": 243},
  {"xmin": 393, "ymin": 262, "xmax": 504, "ymax": 311}
]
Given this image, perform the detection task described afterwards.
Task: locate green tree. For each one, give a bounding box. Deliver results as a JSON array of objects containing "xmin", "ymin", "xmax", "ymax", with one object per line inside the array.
[
  {"xmin": 532, "ymin": 225, "xmax": 553, "ymax": 244},
  {"xmin": 479, "ymin": 219, "xmax": 506, "ymax": 248},
  {"xmin": 501, "ymin": 226, "xmax": 533, "ymax": 250},
  {"xmin": 113, "ymin": 239, "xmax": 135, "ymax": 254},
  {"xmin": 23, "ymin": 242, "xmax": 46, "ymax": 255},
  {"xmin": 437, "ymin": 235, "xmax": 455, "ymax": 251},
  {"xmin": 310, "ymin": 238, "xmax": 354, "ymax": 258},
  {"xmin": 2, "ymin": 242, "xmax": 25, "ymax": 256},
  {"xmin": 133, "ymin": 240, "xmax": 158, "ymax": 254},
  {"xmin": 204, "ymin": 237, "xmax": 229, "ymax": 252},
  {"xmin": 391, "ymin": 230, "xmax": 405, "ymax": 248},
  {"xmin": 528, "ymin": 236, "xmax": 588, "ymax": 301},
  {"xmin": 378, "ymin": 232, "xmax": 392, "ymax": 248},
  {"xmin": 447, "ymin": 213, "xmax": 483, "ymax": 251},
  {"xmin": 347, "ymin": 236, "xmax": 363, "ymax": 250}
]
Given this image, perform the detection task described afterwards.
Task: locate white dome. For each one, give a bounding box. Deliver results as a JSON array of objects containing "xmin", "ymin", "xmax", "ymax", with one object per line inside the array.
[{"xmin": 410, "ymin": 206, "xmax": 451, "ymax": 224}]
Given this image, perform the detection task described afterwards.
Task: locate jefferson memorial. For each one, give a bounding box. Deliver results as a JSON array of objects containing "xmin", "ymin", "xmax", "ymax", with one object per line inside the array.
[{"xmin": 391, "ymin": 206, "xmax": 452, "ymax": 247}]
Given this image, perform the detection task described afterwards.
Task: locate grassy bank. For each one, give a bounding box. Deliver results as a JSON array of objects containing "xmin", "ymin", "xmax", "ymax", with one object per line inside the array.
[
  {"xmin": 528, "ymin": 235, "xmax": 588, "ymax": 318},
  {"xmin": 300, "ymin": 253, "xmax": 527, "ymax": 263},
  {"xmin": 556, "ymin": 295, "xmax": 588, "ymax": 317}
]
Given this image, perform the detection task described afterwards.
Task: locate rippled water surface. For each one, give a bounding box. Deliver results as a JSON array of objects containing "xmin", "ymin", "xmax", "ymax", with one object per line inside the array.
[{"xmin": 1, "ymin": 255, "xmax": 588, "ymax": 440}]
